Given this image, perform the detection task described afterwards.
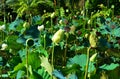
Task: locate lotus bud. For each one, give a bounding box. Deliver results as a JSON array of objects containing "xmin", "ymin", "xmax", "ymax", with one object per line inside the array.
[
  {"xmin": 70, "ymin": 25, "xmax": 76, "ymax": 34},
  {"xmin": 23, "ymin": 22, "xmax": 29, "ymax": 28},
  {"xmin": 85, "ymin": 33, "xmax": 89, "ymax": 38},
  {"xmin": 38, "ymin": 25, "xmax": 44, "ymax": 31},
  {"xmin": 111, "ymin": 5, "xmax": 114, "ymax": 9},
  {"xmin": 88, "ymin": 20, "xmax": 91, "ymax": 24},
  {"xmin": 1, "ymin": 43, "xmax": 8, "ymax": 50},
  {"xmin": 90, "ymin": 53, "xmax": 97, "ymax": 62},
  {"xmin": 89, "ymin": 30, "xmax": 97, "ymax": 48},
  {"xmin": 0, "ymin": 25, "xmax": 6, "ymax": 31},
  {"xmin": 81, "ymin": 10, "xmax": 84, "ymax": 15},
  {"xmin": 59, "ymin": 20, "xmax": 63, "ymax": 24},
  {"xmin": 52, "ymin": 29, "xmax": 64, "ymax": 44},
  {"xmin": 66, "ymin": 9, "xmax": 69, "ymax": 13},
  {"xmin": 51, "ymin": 12, "xmax": 55, "ymax": 18},
  {"xmin": 99, "ymin": 4, "xmax": 104, "ymax": 8}
]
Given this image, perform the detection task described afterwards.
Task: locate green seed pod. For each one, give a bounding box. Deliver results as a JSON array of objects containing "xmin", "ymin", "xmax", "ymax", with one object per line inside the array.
[
  {"xmin": 52, "ymin": 29, "xmax": 64, "ymax": 44},
  {"xmin": 89, "ymin": 30, "xmax": 97, "ymax": 48}
]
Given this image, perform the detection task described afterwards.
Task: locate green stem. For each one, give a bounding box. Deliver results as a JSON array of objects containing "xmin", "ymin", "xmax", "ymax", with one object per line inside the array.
[
  {"xmin": 64, "ymin": 37, "xmax": 68, "ymax": 66},
  {"xmin": 83, "ymin": 0, "xmax": 85, "ymax": 17},
  {"xmin": 51, "ymin": 43, "xmax": 55, "ymax": 79},
  {"xmin": 2, "ymin": 32, "xmax": 4, "ymax": 41},
  {"xmin": 26, "ymin": 46, "xmax": 29, "ymax": 79},
  {"xmin": 4, "ymin": 0, "xmax": 6, "ymax": 24},
  {"xmin": 84, "ymin": 47, "xmax": 91, "ymax": 79},
  {"xmin": 0, "ymin": 67, "xmax": 2, "ymax": 78},
  {"xmin": 44, "ymin": 34, "xmax": 46, "ymax": 49},
  {"xmin": 51, "ymin": 43, "xmax": 55, "ymax": 70},
  {"xmin": 51, "ymin": 18, "xmax": 53, "ymax": 32}
]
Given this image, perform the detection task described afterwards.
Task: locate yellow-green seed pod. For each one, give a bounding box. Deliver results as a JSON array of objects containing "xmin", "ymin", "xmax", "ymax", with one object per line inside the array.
[
  {"xmin": 89, "ymin": 30, "xmax": 97, "ymax": 48},
  {"xmin": 90, "ymin": 53, "xmax": 97, "ymax": 62},
  {"xmin": 52, "ymin": 29, "xmax": 64, "ymax": 44}
]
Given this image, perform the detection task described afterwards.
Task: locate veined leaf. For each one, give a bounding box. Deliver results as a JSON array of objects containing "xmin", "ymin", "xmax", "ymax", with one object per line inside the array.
[
  {"xmin": 99, "ymin": 63, "xmax": 119, "ymax": 70},
  {"xmin": 40, "ymin": 56, "xmax": 52, "ymax": 76},
  {"xmin": 16, "ymin": 70, "xmax": 25, "ymax": 79},
  {"xmin": 53, "ymin": 69, "xmax": 66, "ymax": 79},
  {"xmin": 67, "ymin": 54, "xmax": 87, "ymax": 71}
]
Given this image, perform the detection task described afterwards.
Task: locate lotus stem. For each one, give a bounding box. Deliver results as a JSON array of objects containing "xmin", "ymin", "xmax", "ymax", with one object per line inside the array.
[{"xmin": 84, "ymin": 47, "xmax": 91, "ymax": 79}]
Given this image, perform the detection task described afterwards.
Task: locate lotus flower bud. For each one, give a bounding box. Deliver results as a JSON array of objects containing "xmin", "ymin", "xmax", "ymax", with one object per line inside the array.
[
  {"xmin": 59, "ymin": 20, "xmax": 63, "ymax": 24},
  {"xmin": 85, "ymin": 33, "xmax": 89, "ymax": 38},
  {"xmin": 1, "ymin": 43, "xmax": 8, "ymax": 50},
  {"xmin": 89, "ymin": 30, "xmax": 97, "ymax": 48},
  {"xmin": 0, "ymin": 25, "xmax": 6, "ymax": 31},
  {"xmin": 81, "ymin": 10, "xmax": 84, "ymax": 15},
  {"xmin": 52, "ymin": 29, "xmax": 64, "ymax": 44},
  {"xmin": 70, "ymin": 25, "xmax": 76, "ymax": 34},
  {"xmin": 90, "ymin": 53, "xmax": 97, "ymax": 62},
  {"xmin": 38, "ymin": 25, "xmax": 44, "ymax": 31},
  {"xmin": 23, "ymin": 22, "xmax": 29, "ymax": 28},
  {"xmin": 51, "ymin": 12, "xmax": 55, "ymax": 18},
  {"xmin": 88, "ymin": 20, "xmax": 91, "ymax": 24},
  {"xmin": 66, "ymin": 9, "xmax": 69, "ymax": 13},
  {"xmin": 111, "ymin": 5, "xmax": 114, "ymax": 9}
]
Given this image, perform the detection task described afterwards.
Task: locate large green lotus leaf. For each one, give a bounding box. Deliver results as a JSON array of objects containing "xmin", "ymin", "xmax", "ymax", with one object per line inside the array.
[
  {"xmin": 7, "ymin": 35, "xmax": 24, "ymax": 53},
  {"xmin": 18, "ymin": 49, "xmax": 26, "ymax": 61},
  {"xmin": 68, "ymin": 73, "xmax": 78, "ymax": 79},
  {"xmin": 16, "ymin": 70, "xmax": 25, "ymax": 79},
  {"xmin": 14, "ymin": 52, "xmax": 41, "ymax": 71},
  {"xmin": 99, "ymin": 63, "xmax": 119, "ymax": 70},
  {"xmin": 40, "ymin": 56, "xmax": 52, "ymax": 76},
  {"xmin": 23, "ymin": 52, "xmax": 41, "ymax": 70},
  {"xmin": 32, "ymin": 15, "xmax": 41, "ymax": 24},
  {"xmin": 9, "ymin": 56, "xmax": 22, "ymax": 69},
  {"xmin": 9, "ymin": 19, "xmax": 23, "ymax": 31},
  {"xmin": 111, "ymin": 28, "xmax": 120, "ymax": 37},
  {"xmin": 10, "ymin": 63, "xmax": 25, "ymax": 78},
  {"xmin": 36, "ymin": 46, "xmax": 49, "ymax": 57},
  {"xmin": 62, "ymin": 64, "xmax": 80, "ymax": 76},
  {"xmin": 88, "ymin": 62, "xmax": 96, "ymax": 73},
  {"xmin": 52, "ymin": 69, "xmax": 65, "ymax": 79},
  {"xmin": 38, "ymin": 67, "xmax": 51, "ymax": 79},
  {"xmin": 14, "ymin": 63, "xmax": 25, "ymax": 72},
  {"xmin": 67, "ymin": 54, "xmax": 87, "ymax": 70},
  {"xmin": 72, "ymin": 19, "xmax": 81, "ymax": 27}
]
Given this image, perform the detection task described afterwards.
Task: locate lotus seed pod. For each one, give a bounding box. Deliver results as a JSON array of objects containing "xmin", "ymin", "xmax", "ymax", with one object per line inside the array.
[
  {"xmin": 89, "ymin": 30, "xmax": 97, "ymax": 48},
  {"xmin": 90, "ymin": 53, "xmax": 97, "ymax": 62},
  {"xmin": 26, "ymin": 38, "xmax": 34, "ymax": 47},
  {"xmin": 52, "ymin": 29, "xmax": 64, "ymax": 44}
]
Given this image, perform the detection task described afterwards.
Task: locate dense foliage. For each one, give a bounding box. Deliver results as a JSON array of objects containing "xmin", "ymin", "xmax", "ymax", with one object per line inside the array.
[{"xmin": 0, "ymin": 0, "xmax": 120, "ymax": 79}]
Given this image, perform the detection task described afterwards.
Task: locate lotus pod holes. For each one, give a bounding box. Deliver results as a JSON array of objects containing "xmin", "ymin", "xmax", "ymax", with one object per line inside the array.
[{"xmin": 26, "ymin": 38, "xmax": 34, "ymax": 47}]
